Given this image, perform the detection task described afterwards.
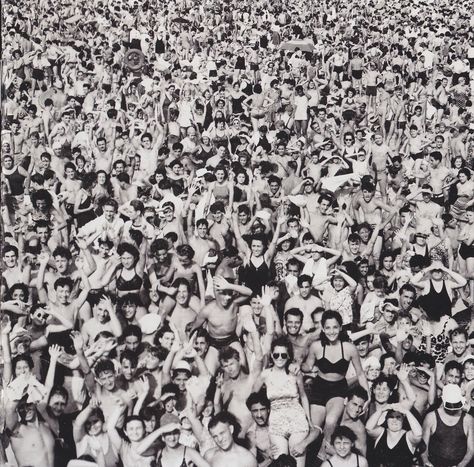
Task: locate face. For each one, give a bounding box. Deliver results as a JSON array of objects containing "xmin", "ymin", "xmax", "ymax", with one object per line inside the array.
[
  {"xmin": 121, "ymin": 358, "xmax": 137, "ymax": 381},
  {"xmin": 173, "ymin": 372, "xmax": 189, "ymax": 392},
  {"xmin": 451, "ymin": 335, "xmax": 467, "ymax": 356},
  {"xmin": 387, "ymin": 413, "xmax": 404, "ymax": 432},
  {"xmin": 176, "ymin": 284, "xmax": 190, "ymax": 305},
  {"xmin": 125, "ymin": 334, "xmax": 140, "ymax": 353},
  {"xmin": 333, "ymin": 276, "xmax": 346, "ymax": 291},
  {"xmin": 123, "ymin": 302, "xmax": 137, "ymax": 320},
  {"xmin": 299, "ymin": 281, "xmax": 311, "ymax": 299},
  {"xmin": 346, "ymin": 395, "xmax": 365, "ymax": 420},
  {"xmin": 272, "ymin": 345, "xmax": 289, "ymax": 369},
  {"xmin": 374, "ymin": 382, "xmax": 391, "ymax": 403},
  {"xmin": 285, "ymin": 315, "xmax": 302, "ymax": 336},
  {"xmin": 465, "ymin": 362, "xmax": 474, "ymax": 381},
  {"xmin": 323, "ymin": 318, "xmax": 341, "ymax": 343},
  {"xmin": 163, "ymin": 429, "xmax": 180, "ymax": 448},
  {"xmin": 56, "ymin": 285, "xmax": 71, "ymax": 304},
  {"xmin": 54, "ymin": 255, "xmax": 69, "ymax": 274},
  {"xmin": 159, "ymin": 332, "xmax": 175, "ymax": 351},
  {"xmin": 221, "ymin": 358, "xmax": 240, "ymax": 379},
  {"xmin": 445, "ymin": 369, "xmax": 461, "ymax": 385},
  {"xmin": 95, "ymin": 368, "xmax": 116, "ymax": 390},
  {"xmin": 251, "ymin": 239, "xmax": 264, "ymax": 257},
  {"xmin": 125, "ymin": 420, "xmax": 145, "ymax": 442},
  {"xmin": 15, "ymin": 359, "xmax": 32, "ymax": 377},
  {"xmin": 49, "ymin": 393, "xmax": 67, "ymax": 417},
  {"xmin": 121, "ymin": 251, "xmax": 135, "ymax": 269},
  {"xmin": 356, "ymin": 339, "xmax": 370, "ymax": 358},
  {"xmin": 319, "ymin": 199, "xmax": 331, "ymax": 214},
  {"xmin": 103, "ymin": 205, "xmax": 116, "ymax": 222},
  {"xmin": 382, "ymin": 256, "xmax": 394, "ymax": 270},
  {"xmin": 250, "ymin": 402, "xmax": 269, "ymax": 427},
  {"xmin": 3, "ymin": 251, "xmax": 17, "ymax": 268},
  {"xmin": 95, "ymin": 301, "xmax": 110, "ymax": 323},
  {"xmin": 194, "ymin": 337, "xmax": 209, "ymax": 357},
  {"xmin": 210, "ymin": 422, "xmax": 234, "ymax": 451},
  {"xmin": 333, "ymin": 437, "xmax": 353, "ymax": 459}
]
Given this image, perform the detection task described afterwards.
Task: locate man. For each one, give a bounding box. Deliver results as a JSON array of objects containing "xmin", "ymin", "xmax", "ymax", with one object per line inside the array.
[
  {"xmin": 205, "ymin": 411, "xmax": 258, "ymax": 467},
  {"xmin": 246, "ymin": 392, "xmax": 272, "ymax": 466},
  {"xmin": 284, "ymin": 275, "xmax": 323, "ymax": 333},
  {"xmin": 215, "ymin": 346, "xmax": 262, "ymax": 435},
  {"xmin": 422, "ymin": 384, "xmax": 474, "ymax": 467},
  {"xmin": 284, "ymin": 308, "xmax": 319, "ymax": 363},
  {"xmin": 338, "ymin": 386, "xmax": 369, "ymax": 456},
  {"xmin": 190, "ymin": 275, "xmax": 253, "ymax": 369}
]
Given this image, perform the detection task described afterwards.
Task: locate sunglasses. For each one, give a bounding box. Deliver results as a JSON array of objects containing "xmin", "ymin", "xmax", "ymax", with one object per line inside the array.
[{"xmin": 272, "ymin": 352, "xmax": 288, "ymax": 360}]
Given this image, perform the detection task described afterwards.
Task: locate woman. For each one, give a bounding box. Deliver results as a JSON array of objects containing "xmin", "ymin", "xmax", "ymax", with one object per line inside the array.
[
  {"xmin": 412, "ymin": 260, "xmax": 466, "ymax": 321},
  {"xmin": 92, "ymin": 170, "xmax": 114, "ymax": 211},
  {"xmin": 233, "ymin": 216, "xmax": 284, "ymax": 295},
  {"xmin": 457, "ymin": 206, "xmax": 474, "ymax": 297},
  {"xmin": 302, "ymin": 310, "xmax": 368, "ymax": 461},
  {"xmin": 74, "ymin": 172, "xmax": 97, "ymax": 229},
  {"xmin": 427, "ymin": 218, "xmax": 453, "ymax": 268},
  {"xmin": 315, "ymin": 268, "xmax": 358, "ymax": 326},
  {"xmin": 211, "ymin": 166, "xmax": 234, "ymax": 207},
  {"xmin": 155, "ymin": 414, "xmax": 210, "ymax": 467},
  {"xmin": 243, "ymin": 84, "xmax": 270, "ymax": 133},
  {"xmin": 366, "ymin": 404, "xmax": 422, "ymax": 467},
  {"xmin": 450, "ymin": 168, "xmax": 474, "ymax": 220},
  {"xmin": 253, "ymin": 336, "xmax": 311, "ymax": 467},
  {"xmin": 109, "ymin": 243, "xmax": 147, "ymax": 298},
  {"xmin": 73, "ymin": 401, "xmax": 119, "ymax": 467},
  {"xmin": 321, "ymin": 426, "xmax": 368, "ymax": 467}
]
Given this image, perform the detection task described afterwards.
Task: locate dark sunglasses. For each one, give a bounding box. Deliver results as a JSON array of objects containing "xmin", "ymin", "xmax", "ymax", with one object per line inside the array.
[{"xmin": 272, "ymin": 352, "xmax": 288, "ymax": 360}]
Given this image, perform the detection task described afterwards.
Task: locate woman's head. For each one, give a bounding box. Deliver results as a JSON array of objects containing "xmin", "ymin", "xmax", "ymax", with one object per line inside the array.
[
  {"xmin": 13, "ymin": 354, "xmax": 34, "ymax": 378},
  {"xmin": 270, "ymin": 336, "xmax": 294, "ymax": 372},
  {"xmin": 85, "ymin": 408, "xmax": 105, "ymax": 436},
  {"xmin": 320, "ymin": 310, "xmax": 346, "ymax": 345},
  {"xmin": 117, "ymin": 243, "xmax": 140, "ymax": 268}
]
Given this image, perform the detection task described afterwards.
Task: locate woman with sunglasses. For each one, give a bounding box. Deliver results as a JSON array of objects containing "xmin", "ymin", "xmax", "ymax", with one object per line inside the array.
[
  {"xmin": 302, "ymin": 310, "xmax": 368, "ymax": 461},
  {"xmin": 252, "ymin": 336, "xmax": 311, "ymax": 467},
  {"xmin": 366, "ymin": 403, "xmax": 423, "ymax": 467}
]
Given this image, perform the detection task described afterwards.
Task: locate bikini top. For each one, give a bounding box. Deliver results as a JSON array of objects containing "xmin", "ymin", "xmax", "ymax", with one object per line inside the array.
[
  {"xmin": 317, "ymin": 341, "xmax": 350, "ymax": 376},
  {"xmin": 116, "ymin": 268, "xmax": 143, "ymax": 292}
]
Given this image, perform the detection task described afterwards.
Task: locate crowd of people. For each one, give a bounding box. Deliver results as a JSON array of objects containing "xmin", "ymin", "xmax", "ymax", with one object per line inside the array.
[{"xmin": 2, "ymin": 0, "xmax": 474, "ymax": 465}]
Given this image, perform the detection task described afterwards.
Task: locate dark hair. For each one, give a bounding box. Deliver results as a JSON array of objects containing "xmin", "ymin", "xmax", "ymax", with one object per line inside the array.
[
  {"xmin": 444, "ymin": 360, "xmax": 463, "ymax": 374},
  {"xmin": 320, "ymin": 310, "xmax": 349, "ymax": 345},
  {"xmin": 12, "ymin": 354, "xmax": 34, "ymax": 377},
  {"xmin": 331, "ymin": 425, "xmax": 357, "ymax": 444},
  {"xmin": 347, "ymin": 385, "xmax": 369, "ymax": 402},
  {"xmin": 53, "ymin": 246, "xmax": 72, "ymax": 260},
  {"xmin": 246, "ymin": 391, "xmax": 271, "ymax": 410},
  {"xmin": 94, "ymin": 358, "xmax": 115, "ymax": 377},
  {"xmin": 120, "ymin": 349, "xmax": 138, "ymax": 367},
  {"xmin": 270, "ymin": 336, "xmax": 294, "ymax": 372},
  {"xmin": 208, "ymin": 411, "xmax": 240, "ymax": 437},
  {"xmin": 284, "ymin": 308, "xmax": 303, "ymax": 322},
  {"xmin": 54, "ymin": 277, "xmax": 74, "ymax": 291},
  {"xmin": 297, "ymin": 274, "xmax": 312, "ymax": 287},
  {"xmin": 117, "ymin": 243, "xmax": 140, "ymax": 265}
]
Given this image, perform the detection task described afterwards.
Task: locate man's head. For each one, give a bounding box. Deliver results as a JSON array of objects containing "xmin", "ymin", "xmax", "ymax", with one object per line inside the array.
[
  {"xmin": 208, "ymin": 412, "xmax": 238, "ymax": 451},
  {"xmin": 246, "ymin": 392, "xmax": 270, "ymax": 427},
  {"xmin": 219, "ymin": 347, "xmax": 241, "ymax": 379},
  {"xmin": 95, "ymin": 358, "xmax": 116, "ymax": 391},
  {"xmin": 48, "ymin": 386, "xmax": 69, "ymax": 418},
  {"xmin": 284, "ymin": 308, "xmax": 303, "ymax": 336},
  {"xmin": 344, "ymin": 386, "xmax": 368, "ymax": 420}
]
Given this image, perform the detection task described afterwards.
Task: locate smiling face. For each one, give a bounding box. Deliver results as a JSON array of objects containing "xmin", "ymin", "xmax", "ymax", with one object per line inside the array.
[
  {"xmin": 210, "ymin": 422, "xmax": 234, "ymax": 451},
  {"xmin": 333, "ymin": 436, "xmax": 353, "ymax": 459},
  {"xmin": 125, "ymin": 419, "xmax": 145, "ymax": 442},
  {"xmin": 373, "ymin": 381, "xmax": 391, "ymax": 403},
  {"xmin": 322, "ymin": 317, "xmax": 341, "ymax": 343},
  {"xmin": 272, "ymin": 345, "xmax": 289, "ymax": 369},
  {"xmin": 250, "ymin": 402, "xmax": 269, "ymax": 427}
]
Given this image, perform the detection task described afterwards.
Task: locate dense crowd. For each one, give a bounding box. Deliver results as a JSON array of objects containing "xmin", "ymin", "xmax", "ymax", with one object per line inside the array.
[{"xmin": 1, "ymin": 0, "xmax": 474, "ymax": 466}]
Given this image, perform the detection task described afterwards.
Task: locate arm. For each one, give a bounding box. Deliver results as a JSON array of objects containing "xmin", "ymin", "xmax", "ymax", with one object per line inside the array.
[
  {"xmin": 365, "ymin": 407, "xmax": 386, "ymax": 438},
  {"xmin": 458, "ymin": 416, "xmax": 474, "ymax": 467},
  {"xmin": 421, "ymin": 412, "xmax": 435, "ymax": 467}
]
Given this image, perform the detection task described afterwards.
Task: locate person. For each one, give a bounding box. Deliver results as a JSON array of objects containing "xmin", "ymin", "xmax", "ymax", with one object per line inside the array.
[
  {"xmin": 366, "ymin": 403, "xmax": 423, "ymax": 467},
  {"xmin": 302, "ymin": 310, "xmax": 368, "ymax": 460},
  {"xmin": 205, "ymin": 411, "xmax": 258, "ymax": 467},
  {"xmin": 321, "ymin": 426, "xmax": 368, "ymax": 467},
  {"xmin": 422, "ymin": 384, "xmax": 474, "ymax": 467},
  {"xmin": 252, "ymin": 336, "xmax": 312, "ymax": 467},
  {"xmin": 2, "ymin": 0, "xmax": 474, "ymax": 466},
  {"xmin": 246, "ymin": 391, "xmax": 272, "ymax": 466}
]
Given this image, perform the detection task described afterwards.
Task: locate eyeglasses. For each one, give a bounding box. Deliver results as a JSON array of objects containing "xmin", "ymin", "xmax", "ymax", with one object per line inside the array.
[{"xmin": 272, "ymin": 352, "xmax": 288, "ymax": 360}]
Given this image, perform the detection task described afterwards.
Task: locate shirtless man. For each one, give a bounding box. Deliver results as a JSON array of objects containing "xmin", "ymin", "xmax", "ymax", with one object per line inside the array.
[
  {"xmin": 338, "ymin": 386, "xmax": 369, "ymax": 456},
  {"xmin": 283, "ymin": 308, "xmax": 319, "ymax": 364},
  {"xmin": 284, "ymin": 275, "xmax": 323, "ymax": 333},
  {"xmin": 188, "ymin": 218, "xmax": 220, "ymax": 267},
  {"xmin": 367, "ymin": 132, "xmax": 395, "ymax": 200},
  {"xmin": 190, "ymin": 275, "xmax": 253, "ymax": 368},
  {"xmin": 206, "ymin": 412, "xmax": 258, "ymax": 467},
  {"xmin": 6, "ymin": 399, "xmax": 55, "ymax": 467},
  {"xmin": 427, "ymin": 151, "xmax": 451, "ymax": 205},
  {"xmin": 306, "ymin": 193, "xmax": 337, "ymax": 243}
]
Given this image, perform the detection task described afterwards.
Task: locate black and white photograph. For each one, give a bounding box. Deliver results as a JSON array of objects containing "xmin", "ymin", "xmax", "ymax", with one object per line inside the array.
[{"xmin": 1, "ymin": 0, "xmax": 474, "ymax": 466}]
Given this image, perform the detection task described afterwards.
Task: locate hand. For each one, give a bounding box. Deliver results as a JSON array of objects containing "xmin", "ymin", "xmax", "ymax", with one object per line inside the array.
[
  {"xmin": 1, "ymin": 315, "xmax": 12, "ymax": 335},
  {"xmin": 259, "ymin": 285, "xmax": 273, "ymax": 307},
  {"xmin": 290, "ymin": 441, "xmax": 306, "ymax": 458},
  {"xmin": 70, "ymin": 330, "xmax": 84, "ymax": 352},
  {"xmin": 100, "ymin": 295, "xmax": 115, "ymax": 313},
  {"xmin": 213, "ymin": 275, "xmax": 230, "ymax": 291},
  {"xmin": 215, "ymin": 372, "xmax": 224, "ymax": 389},
  {"xmin": 89, "ymin": 396, "xmax": 101, "ymax": 409},
  {"xmin": 289, "ymin": 362, "xmax": 301, "ymax": 376},
  {"xmin": 48, "ymin": 344, "xmax": 63, "ymax": 361},
  {"xmin": 397, "ymin": 363, "xmax": 410, "ymax": 382},
  {"xmin": 38, "ymin": 252, "xmax": 50, "ymax": 265},
  {"xmin": 135, "ymin": 376, "xmax": 150, "ymax": 398},
  {"xmin": 76, "ymin": 237, "xmax": 88, "ymax": 250}
]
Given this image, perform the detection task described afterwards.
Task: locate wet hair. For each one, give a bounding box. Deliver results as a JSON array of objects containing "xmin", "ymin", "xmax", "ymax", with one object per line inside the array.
[
  {"xmin": 94, "ymin": 358, "xmax": 115, "ymax": 377},
  {"xmin": 284, "ymin": 308, "xmax": 304, "ymax": 322},
  {"xmin": 246, "ymin": 391, "xmax": 270, "ymax": 410},
  {"xmin": 208, "ymin": 411, "xmax": 240, "ymax": 437},
  {"xmin": 331, "ymin": 425, "xmax": 357, "ymax": 444},
  {"xmin": 120, "ymin": 349, "xmax": 138, "ymax": 367}
]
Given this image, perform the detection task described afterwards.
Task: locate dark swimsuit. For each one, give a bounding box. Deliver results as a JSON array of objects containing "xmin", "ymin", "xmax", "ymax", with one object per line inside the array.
[
  {"xmin": 310, "ymin": 342, "xmax": 350, "ymax": 406},
  {"xmin": 373, "ymin": 431, "xmax": 414, "ymax": 467},
  {"xmin": 156, "ymin": 447, "xmax": 187, "ymax": 467},
  {"xmin": 116, "ymin": 268, "xmax": 143, "ymax": 292}
]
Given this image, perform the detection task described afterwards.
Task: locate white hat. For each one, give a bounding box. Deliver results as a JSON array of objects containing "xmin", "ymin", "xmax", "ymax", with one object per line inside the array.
[
  {"xmin": 442, "ymin": 384, "xmax": 465, "ymax": 410},
  {"xmin": 139, "ymin": 314, "xmax": 161, "ymax": 335},
  {"xmin": 172, "ymin": 360, "xmax": 192, "ymax": 374}
]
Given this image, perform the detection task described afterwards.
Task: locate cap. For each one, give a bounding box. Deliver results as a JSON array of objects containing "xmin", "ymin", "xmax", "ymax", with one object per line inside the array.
[
  {"xmin": 159, "ymin": 413, "xmax": 181, "ymax": 434},
  {"xmin": 173, "ymin": 360, "xmax": 191, "ymax": 374},
  {"xmin": 442, "ymin": 384, "xmax": 465, "ymax": 410},
  {"xmin": 138, "ymin": 314, "xmax": 161, "ymax": 335}
]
